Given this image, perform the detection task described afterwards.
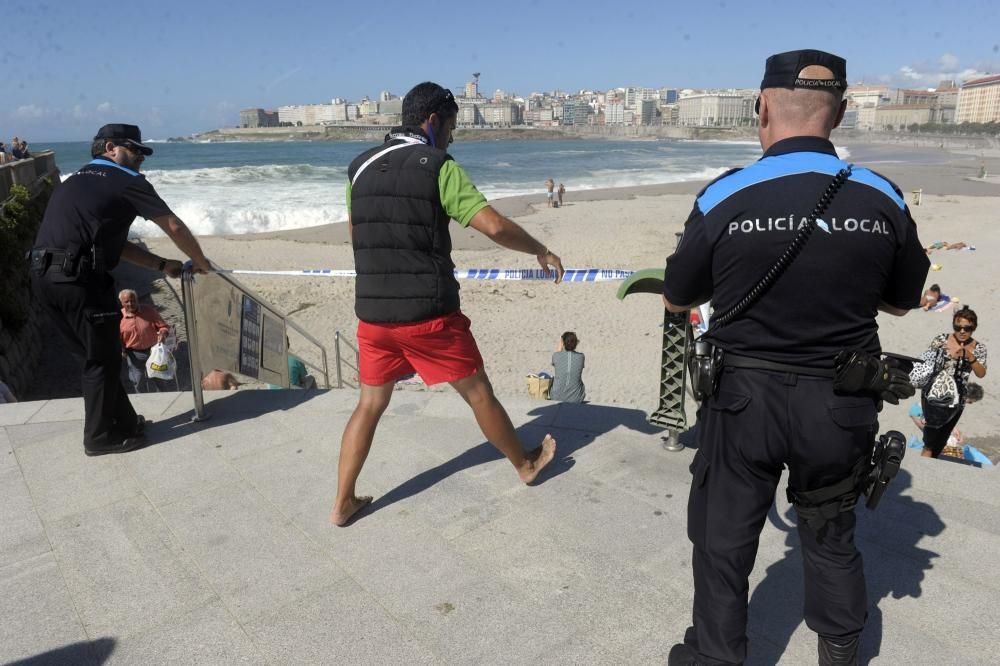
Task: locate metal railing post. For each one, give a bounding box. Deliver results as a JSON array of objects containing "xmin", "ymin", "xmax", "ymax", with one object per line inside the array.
[
  {"xmin": 320, "ymin": 346, "xmax": 330, "ymax": 389},
  {"xmin": 334, "ymin": 332, "xmax": 344, "ymax": 388},
  {"xmin": 181, "ymin": 270, "xmax": 208, "ymax": 421}
]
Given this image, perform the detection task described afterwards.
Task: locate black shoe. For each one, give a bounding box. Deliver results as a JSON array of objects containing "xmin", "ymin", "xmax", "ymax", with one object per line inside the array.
[
  {"xmin": 668, "ymin": 643, "xmax": 705, "ymax": 666},
  {"xmin": 85, "ymin": 434, "xmax": 148, "ymax": 457},
  {"xmin": 122, "ymin": 415, "xmax": 147, "ymax": 438},
  {"xmin": 818, "ymin": 635, "xmax": 859, "ymax": 666}
]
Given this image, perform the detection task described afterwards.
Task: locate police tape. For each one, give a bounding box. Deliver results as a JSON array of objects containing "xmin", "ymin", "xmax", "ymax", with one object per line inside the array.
[{"xmin": 217, "ymin": 268, "xmax": 635, "ymax": 282}]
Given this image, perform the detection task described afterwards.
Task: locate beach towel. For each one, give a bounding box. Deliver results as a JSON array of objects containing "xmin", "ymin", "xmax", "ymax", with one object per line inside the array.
[{"xmin": 928, "ymin": 294, "xmax": 953, "ymax": 313}]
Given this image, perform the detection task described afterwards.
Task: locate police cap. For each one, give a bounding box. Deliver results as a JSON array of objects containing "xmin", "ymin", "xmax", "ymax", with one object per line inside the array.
[
  {"xmin": 760, "ymin": 49, "xmax": 847, "ymax": 92},
  {"xmin": 94, "ymin": 123, "xmax": 153, "ymax": 156}
]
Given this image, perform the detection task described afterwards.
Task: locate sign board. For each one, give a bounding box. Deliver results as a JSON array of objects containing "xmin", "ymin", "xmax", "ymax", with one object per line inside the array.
[{"xmin": 191, "ymin": 273, "xmax": 289, "ymax": 388}]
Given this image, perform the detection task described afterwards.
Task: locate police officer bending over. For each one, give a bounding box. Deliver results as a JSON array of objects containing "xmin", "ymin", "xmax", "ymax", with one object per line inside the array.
[
  {"xmin": 663, "ymin": 51, "xmax": 929, "ymax": 666},
  {"xmin": 30, "ymin": 124, "xmax": 211, "ymax": 456}
]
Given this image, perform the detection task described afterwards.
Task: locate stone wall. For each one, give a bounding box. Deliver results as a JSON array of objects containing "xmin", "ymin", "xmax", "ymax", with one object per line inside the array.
[
  {"xmin": 0, "ymin": 152, "xmax": 60, "ymax": 401},
  {"xmin": 0, "ymin": 300, "xmax": 46, "ymax": 400}
]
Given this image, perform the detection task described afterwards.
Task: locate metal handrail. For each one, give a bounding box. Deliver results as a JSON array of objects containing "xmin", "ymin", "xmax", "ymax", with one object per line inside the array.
[
  {"xmin": 334, "ymin": 331, "xmax": 360, "ymax": 389},
  {"xmin": 181, "ymin": 264, "xmax": 334, "ymax": 420}
]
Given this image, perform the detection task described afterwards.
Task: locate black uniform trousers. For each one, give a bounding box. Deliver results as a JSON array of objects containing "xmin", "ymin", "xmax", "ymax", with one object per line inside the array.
[
  {"xmin": 31, "ymin": 272, "xmax": 138, "ymax": 450},
  {"xmin": 684, "ymin": 366, "xmax": 877, "ymax": 665}
]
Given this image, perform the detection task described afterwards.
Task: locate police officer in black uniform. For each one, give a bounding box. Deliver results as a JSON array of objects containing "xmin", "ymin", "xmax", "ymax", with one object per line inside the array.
[
  {"xmin": 662, "ymin": 51, "xmax": 929, "ymax": 665},
  {"xmin": 30, "ymin": 124, "xmax": 211, "ymax": 456}
]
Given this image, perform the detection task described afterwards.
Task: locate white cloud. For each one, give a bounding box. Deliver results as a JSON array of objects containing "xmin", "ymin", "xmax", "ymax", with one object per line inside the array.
[
  {"xmin": 890, "ymin": 54, "xmax": 999, "ymax": 88},
  {"xmin": 96, "ymin": 101, "xmax": 114, "ymax": 114},
  {"xmin": 72, "ymin": 104, "xmax": 87, "ymax": 120},
  {"xmin": 939, "ymin": 53, "xmax": 960, "ymax": 70},
  {"xmin": 13, "ymin": 104, "xmax": 48, "ymax": 119}
]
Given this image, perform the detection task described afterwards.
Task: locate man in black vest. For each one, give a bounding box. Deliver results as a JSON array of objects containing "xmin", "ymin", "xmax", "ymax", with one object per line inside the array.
[
  {"xmin": 31, "ymin": 123, "xmax": 211, "ymax": 456},
  {"xmin": 331, "ymin": 81, "xmax": 565, "ymax": 526}
]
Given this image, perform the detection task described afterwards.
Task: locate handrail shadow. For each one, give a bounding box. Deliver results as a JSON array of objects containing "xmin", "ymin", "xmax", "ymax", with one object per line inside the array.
[
  {"xmin": 7, "ymin": 637, "xmax": 116, "ymax": 665},
  {"xmin": 746, "ymin": 468, "xmax": 943, "ymax": 665},
  {"xmin": 362, "ymin": 401, "xmax": 664, "ymax": 520},
  {"xmin": 143, "ymin": 387, "xmax": 327, "ymax": 446}
]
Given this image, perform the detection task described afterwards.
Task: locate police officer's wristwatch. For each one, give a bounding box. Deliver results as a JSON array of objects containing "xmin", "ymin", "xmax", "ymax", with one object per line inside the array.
[{"xmin": 157, "ymin": 258, "xmax": 166, "ymax": 272}]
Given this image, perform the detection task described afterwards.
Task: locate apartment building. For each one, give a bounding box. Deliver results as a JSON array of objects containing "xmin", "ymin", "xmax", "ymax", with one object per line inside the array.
[
  {"xmin": 605, "ymin": 102, "xmax": 625, "ymax": 125},
  {"xmin": 956, "ymin": 74, "xmax": 1000, "ymax": 123},
  {"xmin": 277, "ymin": 104, "xmax": 343, "ymax": 126},
  {"xmin": 677, "ymin": 93, "xmax": 750, "ymax": 127},
  {"xmin": 873, "ymin": 105, "xmax": 933, "ymax": 130}
]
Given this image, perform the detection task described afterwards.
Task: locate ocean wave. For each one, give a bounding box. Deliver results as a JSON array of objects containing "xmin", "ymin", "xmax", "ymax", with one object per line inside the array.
[
  {"xmin": 477, "ymin": 166, "xmax": 729, "ymax": 199},
  {"xmin": 144, "ymin": 163, "xmax": 345, "ymax": 185},
  {"xmin": 835, "ymin": 146, "xmax": 851, "ymax": 159},
  {"xmin": 678, "ymin": 139, "xmax": 761, "ymax": 146},
  {"xmin": 130, "ymin": 201, "xmax": 349, "ymax": 238},
  {"xmin": 571, "ymin": 166, "xmax": 729, "ymax": 190}
]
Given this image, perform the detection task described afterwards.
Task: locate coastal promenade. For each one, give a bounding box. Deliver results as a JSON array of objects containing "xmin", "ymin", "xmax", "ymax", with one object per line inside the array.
[{"xmin": 2, "ymin": 389, "xmax": 998, "ymax": 664}]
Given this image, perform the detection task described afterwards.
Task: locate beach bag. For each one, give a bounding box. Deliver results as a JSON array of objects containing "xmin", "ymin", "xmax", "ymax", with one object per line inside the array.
[
  {"xmin": 911, "ymin": 347, "xmax": 960, "ymax": 408},
  {"xmin": 526, "ymin": 374, "xmax": 552, "ymax": 400},
  {"xmin": 923, "ymin": 365, "xmax": 960, "ymax": 408},
  {"xmin": 146, "ymin": 342, "xmax": 176, "ymax": 381},
  {"xmin": 909, "ymin": 347, "xmax": 945, "ymax": 389}
]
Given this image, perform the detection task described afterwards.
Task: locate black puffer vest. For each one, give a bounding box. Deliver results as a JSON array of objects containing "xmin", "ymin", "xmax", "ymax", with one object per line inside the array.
[{"xmin": 348, "ymin": 130, "xmax": 460, "ymax": 323}]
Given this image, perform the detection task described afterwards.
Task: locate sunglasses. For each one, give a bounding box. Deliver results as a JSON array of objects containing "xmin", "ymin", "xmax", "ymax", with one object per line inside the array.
[
  {"xmin": 117, "ymin": 142, "xmax": 143, "ymax": 154},
  {"xmin": 953, "ymin": 324, "xmax": 976, "ymax": 333},
  {"xmin": 754, "ymin": 96, "xmax": 761, "ymax": 115}
]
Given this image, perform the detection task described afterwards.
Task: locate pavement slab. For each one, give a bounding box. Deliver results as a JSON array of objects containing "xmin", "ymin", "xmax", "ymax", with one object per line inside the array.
[
  {"xmin": 1, "ymin": 390, "xmax": 997, "ymax": 665},
  {"xmin": 0, "ymin": 553, "xmax": 91, "ymax": 664},
  {"xmin": 45, "ymin": 495, "xmax": 216, "ymax": 638}
]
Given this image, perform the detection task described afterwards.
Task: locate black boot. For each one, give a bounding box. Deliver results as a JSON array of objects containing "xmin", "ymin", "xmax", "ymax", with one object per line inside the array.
[
  {"xmin": 85, "ymin": 434, "xmax": 147, "ymax": 457},
  {"xmin": 668, "ymin": 643, "xmax": 705, "ymax": 666},
  {"xmin": 818, "ymin": 635, "xmax": 859, "ymax": 666}
]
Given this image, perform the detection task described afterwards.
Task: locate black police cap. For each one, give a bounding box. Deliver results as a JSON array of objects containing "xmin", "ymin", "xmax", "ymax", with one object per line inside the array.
[
  {"xmin": 760, "ymin": 49, "xmax": 847, "ymax": 92},
  {"xmin": 94, "ymin": 123, "xmax": 153, "ymax": 156}
]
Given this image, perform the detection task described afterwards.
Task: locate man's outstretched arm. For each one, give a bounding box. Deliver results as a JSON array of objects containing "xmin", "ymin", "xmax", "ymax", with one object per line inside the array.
[{"xmin": 468, "ymin": 205, "xmax": 565, "ymax": 283}]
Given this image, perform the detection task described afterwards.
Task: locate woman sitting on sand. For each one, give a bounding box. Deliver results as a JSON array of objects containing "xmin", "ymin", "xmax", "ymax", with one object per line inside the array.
[
  {"xmin": 909, "ymin": 306, "xmax": 987, "ymax": 458},
  {"xmin": 550, "ymin": 331, "xmax": 585, "ymax": 403}
]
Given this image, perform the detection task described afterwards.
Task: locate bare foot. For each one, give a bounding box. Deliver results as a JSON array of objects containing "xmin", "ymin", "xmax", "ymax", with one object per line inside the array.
[
  {"xmin": 519, "ymin": 434, "xmax": 557, "ymax": 485},
  {"xmin": 330, "ymin": 495, "xmax": 373, "ymax": 527}
]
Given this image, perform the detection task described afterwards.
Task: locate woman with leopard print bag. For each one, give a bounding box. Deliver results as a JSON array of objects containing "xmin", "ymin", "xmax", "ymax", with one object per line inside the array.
[{"xmin": 909, "ymin": 305, "xmax": 988, "ymax": 458}]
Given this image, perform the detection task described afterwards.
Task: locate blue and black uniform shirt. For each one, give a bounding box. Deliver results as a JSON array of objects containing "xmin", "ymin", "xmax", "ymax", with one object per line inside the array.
[
  {"xmin": 34, "ymin": 159, "xmax": 173, "ymax": 270},
  {"xmin": 663, "ymin": 136, "xmax": 930, "ymax": 368}
]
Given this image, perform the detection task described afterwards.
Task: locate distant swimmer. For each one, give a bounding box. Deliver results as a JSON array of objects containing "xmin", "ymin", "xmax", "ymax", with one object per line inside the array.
[
  {"xmin": 545, "ymin": 177, "xmax": 555, "ymax": 207},
  {"xmin": 331, "ymin": 81, "xmax": 565, "ymax": 527},
  {"xmin": 558, "ymin": 182, "xmax": 565, "ymax": 206}
]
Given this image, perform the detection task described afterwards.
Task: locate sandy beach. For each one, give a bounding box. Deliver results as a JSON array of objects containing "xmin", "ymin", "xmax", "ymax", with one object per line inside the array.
[{"xmin": 142, "ymin": 144, "xmax": 1000, "ymax": 458}]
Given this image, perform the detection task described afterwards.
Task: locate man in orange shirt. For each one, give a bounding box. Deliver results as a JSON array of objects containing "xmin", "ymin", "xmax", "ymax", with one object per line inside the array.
[{"xmin": 118, "ymin": 288, "xmax": 170, "ymax": 392}]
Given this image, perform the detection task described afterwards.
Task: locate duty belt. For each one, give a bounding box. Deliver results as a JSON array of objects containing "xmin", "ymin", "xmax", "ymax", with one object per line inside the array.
[
  {"xmin": 28, "ymin": 247, "xmax": 98, "ymax": 279},
  {"xmin": 724, "ymin": 353, "xmax": 835, "ymax": 378}
]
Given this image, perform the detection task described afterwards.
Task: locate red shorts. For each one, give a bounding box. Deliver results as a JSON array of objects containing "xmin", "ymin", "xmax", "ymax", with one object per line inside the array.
[{"xmin": 357, "ymin": 311, "xmax": 483, "ymax": 386}]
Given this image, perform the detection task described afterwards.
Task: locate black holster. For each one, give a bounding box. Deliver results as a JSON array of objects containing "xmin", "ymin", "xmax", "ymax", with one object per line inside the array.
[{"xmin": 689, "ymin": 339, "xmax": 724, "ymax": 402}]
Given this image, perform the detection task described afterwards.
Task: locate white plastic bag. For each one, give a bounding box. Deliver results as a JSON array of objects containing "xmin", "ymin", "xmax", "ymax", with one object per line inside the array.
[{"xmin": 146, "ymin": 342, "xmax": 176, "ymax": 381}]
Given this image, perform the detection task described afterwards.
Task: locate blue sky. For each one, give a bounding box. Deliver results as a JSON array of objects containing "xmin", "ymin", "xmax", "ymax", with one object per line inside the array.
[{"xmin": 4, "ymin": 0, "xmax": 998, "ymax": 141}]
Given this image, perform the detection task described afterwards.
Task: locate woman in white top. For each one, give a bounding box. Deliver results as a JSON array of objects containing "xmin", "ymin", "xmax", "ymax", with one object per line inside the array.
[{"xmin": 910, "ymin": 305, "xmax": 987, "ymax": 458}]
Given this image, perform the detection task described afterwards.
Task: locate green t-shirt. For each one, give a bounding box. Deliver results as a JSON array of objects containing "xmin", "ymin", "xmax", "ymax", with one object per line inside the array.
[{"xmin": 345, "ymin": 159, "xmax": 488, "ymax": 227}]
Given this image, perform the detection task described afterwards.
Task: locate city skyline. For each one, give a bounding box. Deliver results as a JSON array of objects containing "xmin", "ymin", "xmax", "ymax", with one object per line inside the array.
[{"xmin": 3, "ymin": 0, "xmax": 999, "ymax": 141}]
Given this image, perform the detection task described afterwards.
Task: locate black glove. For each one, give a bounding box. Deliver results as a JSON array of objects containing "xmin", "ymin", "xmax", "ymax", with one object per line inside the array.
[{"xmin": 833, "ymin": 350, "xmax": 915, "ymax": 405}]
